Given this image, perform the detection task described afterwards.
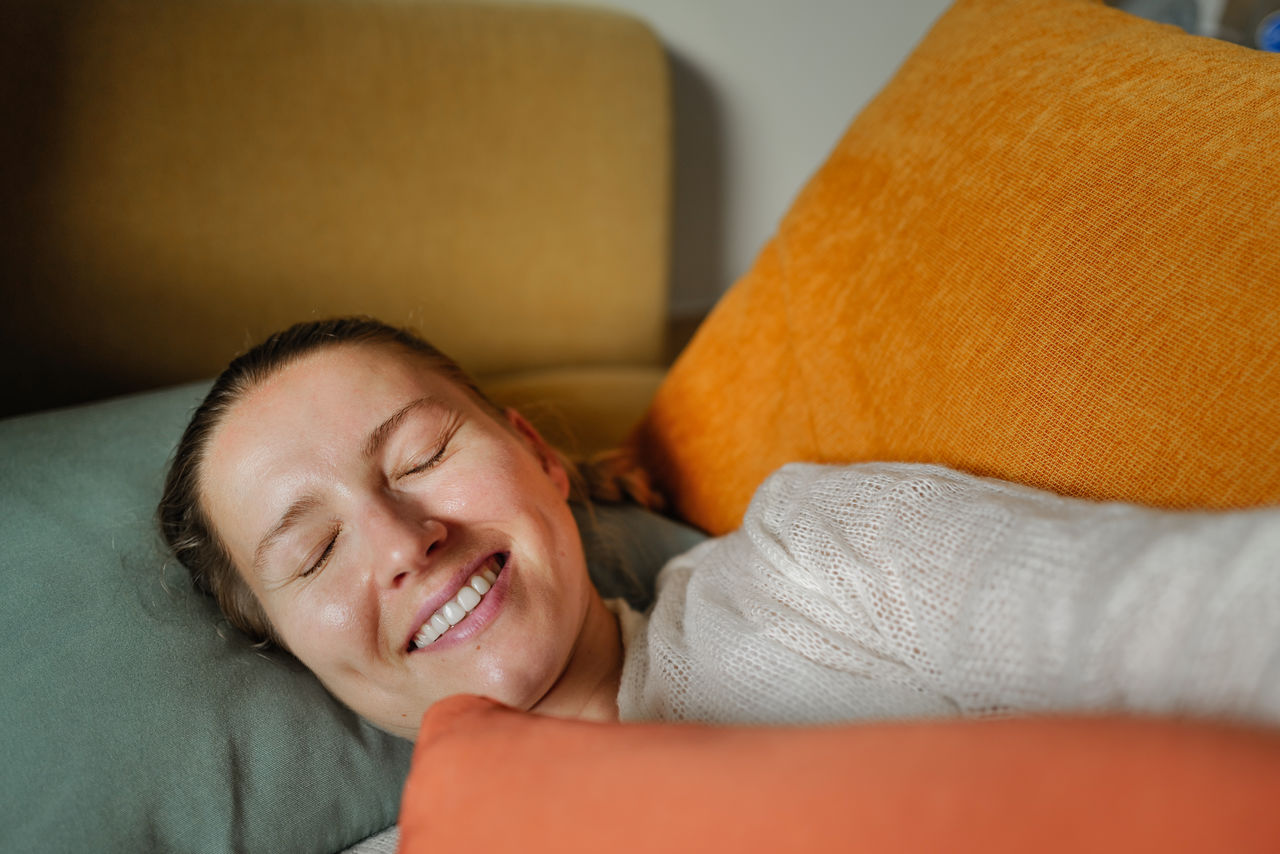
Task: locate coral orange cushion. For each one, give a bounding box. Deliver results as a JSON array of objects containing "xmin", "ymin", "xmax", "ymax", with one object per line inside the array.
[
  {"xmin": 634, "ymin": 0, "xmax": 1280, "ymax": 534},
  {"xmin": 398, "ymin": 695, "xmax": 1280, "ymax": 854}
]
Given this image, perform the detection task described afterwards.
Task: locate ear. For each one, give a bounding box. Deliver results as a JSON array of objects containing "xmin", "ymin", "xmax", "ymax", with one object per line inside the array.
[{"xmin": 504, "ymin": 408, "xmax": 572, "ymax": 500}]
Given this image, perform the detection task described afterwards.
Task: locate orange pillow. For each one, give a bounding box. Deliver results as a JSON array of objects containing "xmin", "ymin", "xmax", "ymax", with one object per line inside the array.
[
  {"xmin": 633, "ymin": 0, "xmax": 1280, "ymax": 534},
  {"xmin": 398, "ymin": 695, "xmax": 1280, "ymax": 854}
]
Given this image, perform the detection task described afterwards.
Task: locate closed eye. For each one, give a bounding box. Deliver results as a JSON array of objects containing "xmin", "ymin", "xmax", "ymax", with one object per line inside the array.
[
  {"xmin": 402, "ymin": 445, "xmax": 446, "ymax": 477},
  {"xmin": 302, "ymin": 528, "xmax": 339, "ymax": 578},
  {"xmin": 397, "ymin": 411, "xmax": 462, "ymax": 480}
]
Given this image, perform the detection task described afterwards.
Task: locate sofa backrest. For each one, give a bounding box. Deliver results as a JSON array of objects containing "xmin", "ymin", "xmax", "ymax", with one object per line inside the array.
[{"xmin": 0, "ymin": 0, "xmax": 671, "ymax": 417}]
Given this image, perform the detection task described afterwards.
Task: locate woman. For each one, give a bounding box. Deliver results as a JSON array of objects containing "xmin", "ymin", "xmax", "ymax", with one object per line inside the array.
[
  {"xmin": 162, "ymin": 316, "xmax": 1280, "ymax": 738},
  {"xmin": 161, "ymin": 316, "xmax": 634, "ymax": 738}
]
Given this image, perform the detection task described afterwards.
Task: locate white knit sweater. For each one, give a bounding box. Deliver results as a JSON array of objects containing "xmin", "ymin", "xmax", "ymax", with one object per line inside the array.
[{"xmin": 616, "ymin": 463, "xmax": 1280, "ymax": 725}]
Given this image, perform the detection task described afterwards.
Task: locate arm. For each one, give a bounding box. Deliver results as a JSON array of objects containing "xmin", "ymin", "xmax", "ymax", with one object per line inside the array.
[{"xmin": 622, "ymin": 462, "xmax": 1280, "ymax": 725}]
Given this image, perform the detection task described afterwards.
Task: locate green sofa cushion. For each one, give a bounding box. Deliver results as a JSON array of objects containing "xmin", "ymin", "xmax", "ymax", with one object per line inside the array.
[{"xmin": 1, "ymin": 383, "xmax": 413, "ymax": 851}]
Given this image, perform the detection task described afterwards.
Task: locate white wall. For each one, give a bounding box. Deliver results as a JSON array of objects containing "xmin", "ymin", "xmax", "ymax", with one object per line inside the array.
[{"xmin": 562, "ymin": 0, "xmax": 954, "ymax": 317}]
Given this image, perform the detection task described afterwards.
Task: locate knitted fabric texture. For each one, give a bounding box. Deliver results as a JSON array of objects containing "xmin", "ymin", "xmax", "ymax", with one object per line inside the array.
[{"xmin": 617, "ymin": 463, "xmax": 1280, "ymax": 725}]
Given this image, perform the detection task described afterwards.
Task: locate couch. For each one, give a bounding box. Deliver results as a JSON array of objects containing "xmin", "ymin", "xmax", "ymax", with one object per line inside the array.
[{"xmin": 3, "ymin": 0, "xmax": 1279, "ymax": 852}]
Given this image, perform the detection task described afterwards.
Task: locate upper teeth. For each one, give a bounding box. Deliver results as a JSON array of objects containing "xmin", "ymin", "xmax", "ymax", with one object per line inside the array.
[{"xmin": 411, "ymin": 559, "xmax": 501, "ymax": 649}]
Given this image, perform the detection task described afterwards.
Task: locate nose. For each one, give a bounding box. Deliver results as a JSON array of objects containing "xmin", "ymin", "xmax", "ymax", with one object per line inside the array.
[{"xmin": 363, "ymin": 496, "xmax": 447, "ymax": 590}]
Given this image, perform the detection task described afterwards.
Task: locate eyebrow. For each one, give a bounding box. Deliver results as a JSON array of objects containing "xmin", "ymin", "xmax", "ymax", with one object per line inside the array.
[
  {"xmin": 250, "ymin": 395, "xmax": 457, "ymax": 572},
  {"xmin": 251, "ymin": 494, "xmax": 323, "ymax": 572},
  {"xmin": 363, "ymin": 395, "xmax": 453, "ymax": 459}
]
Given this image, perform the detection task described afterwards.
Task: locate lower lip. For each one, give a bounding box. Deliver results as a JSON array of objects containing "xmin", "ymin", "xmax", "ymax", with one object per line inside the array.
[{"xmin": 410, "ymin": 557, "xmax": 512, "ymax": 653}]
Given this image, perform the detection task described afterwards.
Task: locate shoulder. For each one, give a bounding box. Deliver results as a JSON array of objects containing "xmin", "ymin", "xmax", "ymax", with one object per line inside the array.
[{"xmin": 746, "ymin": 461, "xmax": 981, "ymax": 519}]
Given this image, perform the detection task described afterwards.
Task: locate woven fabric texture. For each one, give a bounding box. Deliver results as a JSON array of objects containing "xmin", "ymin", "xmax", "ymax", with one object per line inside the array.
[
  {"xmin": 634, "ymin": 0, "xmax": 1280, "ymax": 535},
  {"xmin": 619, "ymin": 463, "xmax": 1280, "ymax": 725},
  {"xmin": 0, "ymin": 0, "xmax": 669, "ymax": 415}
]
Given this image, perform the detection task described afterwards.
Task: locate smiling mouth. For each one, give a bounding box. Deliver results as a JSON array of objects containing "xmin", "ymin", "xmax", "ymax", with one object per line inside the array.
[{"xmin": 408, "ymin": 553, "xmax": 507, "ymax": 650}]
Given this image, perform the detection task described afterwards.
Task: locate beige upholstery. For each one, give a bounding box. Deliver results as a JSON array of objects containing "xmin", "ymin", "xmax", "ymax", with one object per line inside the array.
[
  {"xmin": 483, "ymin": 365, "xmax": 664, "ymax": 457},
  {"xmin": 1, "ymin": 0, "xmax": 671, "ymax": 448}
]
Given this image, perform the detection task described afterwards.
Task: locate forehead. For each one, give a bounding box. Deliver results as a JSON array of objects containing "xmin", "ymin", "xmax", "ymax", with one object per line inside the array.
[
  {"xmin": 199, "ymin": 343, "xmax": 485, "ymax": 561},
  {"xmin": 210, "ymin": 342, "xmax": 481, "ymax": 465},
  {"xmin": 244, "ymin": 341, "xmax": 491, "ymax": 430},
  {"xmin": 248, "ymin": 342, "xmax": 465, "ymax": 411}
]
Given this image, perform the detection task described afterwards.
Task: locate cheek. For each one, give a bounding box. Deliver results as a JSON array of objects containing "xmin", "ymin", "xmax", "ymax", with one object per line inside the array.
[
  {"xmin": 437, "ymin": 449, "xmax": 549, "ymax": 517},
  {"xmin": 319, "ymin": 600, "xmax": 357, "ymax": 632},
  {"xmin": 272, "ymin": 595, "xmax": 359, "ymax": 657}
]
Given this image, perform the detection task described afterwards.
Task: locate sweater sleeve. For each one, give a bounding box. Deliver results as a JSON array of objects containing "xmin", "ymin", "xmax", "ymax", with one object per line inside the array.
[{"xmin": 618, "ymin": 462, "xmax": 1280, "ymax": 725}]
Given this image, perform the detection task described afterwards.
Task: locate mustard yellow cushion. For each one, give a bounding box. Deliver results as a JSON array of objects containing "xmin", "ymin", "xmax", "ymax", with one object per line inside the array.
[
  {"xmin": 634, "ymin": 0, "xmax": 1280, "ymax": 535},
  {"xmin": 0, "ymin": 0, "xmax": 669, "ymax": 416},
  {"xmin": 481, "ymin": 365, "xmax": 665, "ymax": 455}
]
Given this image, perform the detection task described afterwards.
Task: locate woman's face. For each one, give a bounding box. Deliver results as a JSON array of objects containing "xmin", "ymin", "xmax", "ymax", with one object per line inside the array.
[{"xmin": 201, "ymin": 343, "xmax": 598, "ymax": 738}]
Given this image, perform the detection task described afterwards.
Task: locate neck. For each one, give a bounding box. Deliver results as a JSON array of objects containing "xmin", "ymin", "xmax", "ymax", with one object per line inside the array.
[{"xmin": 529, "ymin": 590, "xmax": 623, "ymax": 722}]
